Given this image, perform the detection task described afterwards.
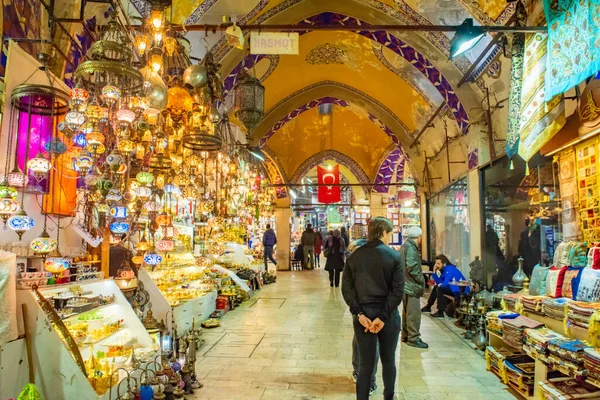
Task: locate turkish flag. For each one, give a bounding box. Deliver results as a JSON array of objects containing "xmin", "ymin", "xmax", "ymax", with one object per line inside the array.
[{"xmin": 317, "ymin": 165, "xmax": 341, "ymax": 203}]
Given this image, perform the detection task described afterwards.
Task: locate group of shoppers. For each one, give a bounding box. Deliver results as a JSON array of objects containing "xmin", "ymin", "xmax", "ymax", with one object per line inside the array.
[
  {"xmin": 298, "ymin": 224, "xmax": 350, "ymax": 287},
  {"xmin": 342, "ymin": 216, "xmax": 467, "ymax": 400}
]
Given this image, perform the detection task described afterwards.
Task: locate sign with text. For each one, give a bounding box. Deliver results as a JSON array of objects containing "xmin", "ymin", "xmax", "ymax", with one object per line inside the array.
[{"xmin": 250, "ymin": 32, "xmax": 299, "ymax": 55}]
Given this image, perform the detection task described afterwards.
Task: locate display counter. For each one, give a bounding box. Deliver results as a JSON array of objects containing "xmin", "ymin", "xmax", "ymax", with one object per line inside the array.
[
  {"xmin": 138, "ymin": 252, "xmax": 217, "ymax": 336},
  {"xmin": 16, "ymin": 279, "xmax": 158, "ymax": 400}
]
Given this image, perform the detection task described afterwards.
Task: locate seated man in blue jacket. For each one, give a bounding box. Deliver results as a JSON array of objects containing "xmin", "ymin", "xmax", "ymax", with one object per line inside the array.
[{"xmin": 422, "ymin": 254, "xmax": 468, "ymax": 317}]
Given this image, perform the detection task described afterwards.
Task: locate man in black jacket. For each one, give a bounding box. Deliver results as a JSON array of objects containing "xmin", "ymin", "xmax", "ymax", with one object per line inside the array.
[{"xmin": 342, "ymin": 217, "xmax": 405, "ymax": 400}]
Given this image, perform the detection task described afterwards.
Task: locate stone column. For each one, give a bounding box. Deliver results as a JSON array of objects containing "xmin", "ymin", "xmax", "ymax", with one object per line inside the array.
[
  {"xmin": 467, "ymin": 169, "xmax": 482, "ymax": 278},
  {"xmin": 370, "ymin": 193, "xmax": 386, "ymax": 218},
  {"xmin": 274, "ymin": 201, "xmax": 292, "ymax": 271}
]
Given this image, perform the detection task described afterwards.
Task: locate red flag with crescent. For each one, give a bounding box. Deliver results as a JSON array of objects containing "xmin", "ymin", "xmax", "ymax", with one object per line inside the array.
[{"xmin": 317, "ymin": 165, "xmax": 341, "ymax": 203}]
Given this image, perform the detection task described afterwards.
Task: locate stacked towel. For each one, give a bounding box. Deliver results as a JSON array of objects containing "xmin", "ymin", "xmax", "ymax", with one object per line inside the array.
[
  {"xmin": 503, "ymin": 293, "xmax": 522, "ymax": 312},
  {"xmin": 547, "ymin": 338, "xmax": 589, "ymax": 378},
  {"xmin": 583, "ymin": 348, "xmax": 600, "ymax": 383},
  {"xmin": 523, "ymin": 327, "xmax": 565, "ymax": 362},
  {"xmin": 501, "ymin": 316, "xmax": 544, "ymax": 349},
  {"xmin": 521, "ymin": 295, "xmax": 549, "ymax": 314},
  {"xmin": 567, "ymin": 301, "xmax": 600, "ymax": 330},
  {"xmin": 542, "ymin": 298, "xmax": 570, "ymax": 321}
]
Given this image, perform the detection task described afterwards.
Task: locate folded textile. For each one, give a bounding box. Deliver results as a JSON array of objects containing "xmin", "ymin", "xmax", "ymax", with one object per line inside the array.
[
  {"xmin": 548, "ymin": 338, "xmax": 590, "ymax": 365},
  {"xmin": 543, "ymin": 298, "xmax": 570, "ymax": 321},
  {"xmin": 539, "ymin": 376, "xmax": 600, "ymax": 399}
]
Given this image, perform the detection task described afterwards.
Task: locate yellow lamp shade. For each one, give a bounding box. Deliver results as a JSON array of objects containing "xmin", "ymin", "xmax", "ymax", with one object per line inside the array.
[{"xmin": 166, "ymin": 87, "xmax": 193, "ymax": 115}]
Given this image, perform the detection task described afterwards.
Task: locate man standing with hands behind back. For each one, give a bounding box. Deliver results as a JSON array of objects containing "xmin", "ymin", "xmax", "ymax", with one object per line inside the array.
[
  {"xmin": 342, "ymin": 217, "xmax": 405, "ymax": 400},
  {"xmin": 400, "ymin": 226, "xmax": 428, "ymax": 348}
]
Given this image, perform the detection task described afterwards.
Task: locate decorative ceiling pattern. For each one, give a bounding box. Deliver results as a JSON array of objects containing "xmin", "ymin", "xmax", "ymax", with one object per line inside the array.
[
  {"xmin": 305, "ymin": 43, "xmax": 347, "ymax": 65},
  {"xmin": 223, "ymin": 12, "xmax": 470, "ymax": 133},
  {"xmin": 373, "ymin": 147, "xmax": 405, "ymax": 193}
]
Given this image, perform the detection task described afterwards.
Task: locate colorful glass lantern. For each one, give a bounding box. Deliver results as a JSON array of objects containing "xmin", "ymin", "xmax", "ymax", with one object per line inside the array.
[
  {"xmin": 71, "ymin": 87, "xmax": 89, "ymax": 105},
  {"xmin": 30, "ymin": 230, "xmax": 57, "ymax": 255},
  {"xmin": 149, "ymin": 47, "xmax": 163, "ymax": 73},
  {"xmin": 137, "ymin": 235, "xmax": 151, "ymax": 251},
  {"xmin": 0, "ymin": 193, "xmax": 19, "ymax": 224},
  {"xmin": 8, "ymin": 208, "xmax": 34, "ymax": 239},
  {"xmin": 87, "ymin": 131, "xmax": 105, "ymax": 146},
  {"xmin": 130, "ymin": 96, "xmax": 150, "ymax": 112},
  {"xmin": 118, "ymin": 139, "xmax": 136, "ymax": 153},
  {"xmin": 135, "ymin": 186, "xmax": 152, "ymax": 199},
  {"xmin": 102, "ymin": 84, "xmax": 122, "ymax": 106},
  {"xmin": 96, "ymin": 175, "xmax": 114, "ymax": 196},
  {"xmin": 156, "ymin": 239, "xmax": 174, "ymax": 252},
  {"xmin": 7, "ymin": 165, "xmax": 29, "ymax": 188},
  {"xmin": 116, "ymin": 108, "xmax": 136, "ymax": 124},
  {"xmin": 144, "ymin": 201, "xmax": 162, "ymax": 212},
  {"xmin": 144, "ymin": 251, "xmax": 162, "ymax": 266},
  {"xmin": 0, "ymin": 181, "xmax": 17, "ymax": 199},
  {"xmin": 134, "ymin": 35, "xmax": 151, "ymax": 55},
  {"xmin": 156, "ymin": 212, "xmax": 170, "ymax": 226},
  {"xmin": 110, "ymin": 221, "xmax": 130, "ymax": 235},
  {"xmin": 106, "ymin": 189, "xmax": 123, "ymax": 202},
  {"xmin": 65, "ymin": 110, "xmax": 86, "ymax": 132},
  {"xmin": 164, "ymin": 223, "xmax": 177, "ymax": 239},
  {"xmin": 45, "ymin": 138, "xmax": 67, "ymax": 155},
  {"xmin": 26, "ymin": 153, "xmax": 51, "ymax": 182},
  {"xmin": 136, "ymin": 171, "xmax": 154, "ymax": 185},
  {"xmin": 173, "ymin": 174, "xmax": 190, "ymax": 187},
  {"xmin": 182, "ymin": 183, "xmax": 198, "ymax": 200},
  {"xmin": 72, "ymin": 133, "xmax": 88, "ymax": 147},
  {"xmin": 87, "ymin": 105, "xmax": 106, "ymax": 124},
  {"xmin": 96, "ymin": 202, "xmax": 110, "ymax": 214},
  {"xmin": 166, "ymin": 86, "xmax": 194, "ymax": 116},
  {"xmin": 110, "ymin": 205, "xmax": 128, "ymax": 218},
  {"xmin": 44, "ymin": 257, "xmax": 71, "ymax": 276},
  {"xmin": 73, "ymin": 152, "xmax": 93, "ymax": 175},
  {"xmin": 106, "ymin": 150, "xmax": 124, "ymax": 170},
  {"xmin": 132, "ymin": 252, "xmax": 144, "ymax": 266},
  {"xmin": 163, "ymin": 184, "xmax": 181, "ymax": 196}
]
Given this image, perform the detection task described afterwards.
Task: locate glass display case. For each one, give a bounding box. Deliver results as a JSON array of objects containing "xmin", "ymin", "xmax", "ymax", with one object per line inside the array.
[
  {"xmin": 17, "ymin": 280, "xmax": 158, "ymax": 400},
  {"xmin": 138, "ymin": 252, "xmax": 218, "ymax": 336}
]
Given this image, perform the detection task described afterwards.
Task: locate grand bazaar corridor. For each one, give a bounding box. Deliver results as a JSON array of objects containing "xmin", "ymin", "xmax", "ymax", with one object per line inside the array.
[{"xmin": 191, "ymin": 269, "xmax": 517, "ymax": 400}]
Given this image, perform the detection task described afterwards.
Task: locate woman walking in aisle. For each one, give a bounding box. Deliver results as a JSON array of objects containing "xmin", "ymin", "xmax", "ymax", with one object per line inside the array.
[
  {"xmin": 314, "ymin": 230, "xmax": 323, "ymax": 268},
  {"xmin": 342, "ymin": 217, "xmax": 404, "ymax": 400},
  {"xmin": 325, "ymin": 229, "xmax": 345, "ymax": 287}
]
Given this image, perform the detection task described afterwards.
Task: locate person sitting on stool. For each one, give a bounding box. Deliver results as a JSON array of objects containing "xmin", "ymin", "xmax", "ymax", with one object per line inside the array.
[{"xmin": 421, "ymin": 254, "xmax": 468, "ymax": 317}]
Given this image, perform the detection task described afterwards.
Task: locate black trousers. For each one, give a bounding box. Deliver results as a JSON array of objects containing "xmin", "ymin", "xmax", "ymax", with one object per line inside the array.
[
  {"xmin": 426, "ymin": 285, "xmax": 439, "ymax": 308},
  {"xmin": 435, "ymin": 286, "xmax": 456, "ymax": 313},
  {"xmin": 353, "ymin": 308, "xmax": 401, "ymax": 400},
  {"xmin": 328, "ymin": 270, "xmax": 341, "ymax": 286}
]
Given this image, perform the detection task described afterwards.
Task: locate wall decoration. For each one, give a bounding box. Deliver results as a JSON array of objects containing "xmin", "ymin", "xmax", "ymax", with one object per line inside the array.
[
  {"xmin": 543, "ymin": 0, "xmax": 600, "ymax": 100},
  {"xmin": 305, "ymin": 43, "xmax": 347, "ymax": 65},
  {"xmin": 373, "ymin": 147, "xmax": 404, "ymax": 193},
  {"xmin": 575, "ymin": 141, "xmax": 598, "ymax": 241},
  {"xmin": 517, "ymin": 1, "xmax": 566, "ymax": 162}
]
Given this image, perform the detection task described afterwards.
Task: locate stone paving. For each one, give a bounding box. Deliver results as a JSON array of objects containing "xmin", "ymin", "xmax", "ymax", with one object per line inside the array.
[{"xmin": 191, "ymin": 267, "xmax": 517, "ymax": 400}]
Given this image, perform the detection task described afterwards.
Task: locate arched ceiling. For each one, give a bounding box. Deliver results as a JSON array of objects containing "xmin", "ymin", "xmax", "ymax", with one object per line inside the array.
[
  {"xmin": 125, "ymin": 0, "xmax": 516, "ymax": 192},
  {"xmin": 266, "ymin": 103, "xmax": 393, "ymax": 182}
]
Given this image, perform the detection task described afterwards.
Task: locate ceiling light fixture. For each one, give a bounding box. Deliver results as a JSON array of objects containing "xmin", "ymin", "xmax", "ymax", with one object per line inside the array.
[
  {"xmin": 248, "ymin": 146, "xmax": 265, "ymax": 161},
  {"xmin": 449, "ymin": 19, "xmax": 485, "ymax": 59}
]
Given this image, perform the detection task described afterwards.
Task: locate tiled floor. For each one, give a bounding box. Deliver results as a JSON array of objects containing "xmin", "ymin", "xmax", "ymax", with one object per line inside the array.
[{"xmin": 191, "ymin": 268, "xmax": 517, "ymax": 400}]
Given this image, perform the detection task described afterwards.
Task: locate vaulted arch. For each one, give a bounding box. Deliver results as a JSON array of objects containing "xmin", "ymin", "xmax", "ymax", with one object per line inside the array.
[{"xmin": 290, "ymin": 149, "xmax": 370, "ymax": 186}]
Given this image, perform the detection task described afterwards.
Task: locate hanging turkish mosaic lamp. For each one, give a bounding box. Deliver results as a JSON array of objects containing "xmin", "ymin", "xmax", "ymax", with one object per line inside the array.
[
  {"xmin": 44, "ymin": 255, "xmax": 71, "ymax": 278},
  {"xmin": 105, "ymin": 150, "xmax": 124, "ymax": 171},
  {"xmin": 144, "ymin": 246, "xmax": 162, "ymax": 267},
  {"xmin": 30, "ymin": 229, "xmax": 57, "ymax": 256},
  {"xmin": 7, "ymin": 165, "xmax": 29, "ymax": 188},
  {"xmin": 136, "ymin": 171, "xmax": 154, "ymax": 185},
  {"xmin": 7, "ymin": 207, "xmax": 34, "ymax": 239},
  {"xmin": 0, "ymin": 192, "xmax": 19, "ymax": 226},
  {"xmin": 0, "ymin": 180, "xmax": 17, "ymax": 199},
  {"xmin": 110, "ymin": 221, "xmax": 130, "ymax": 235},
  {"xmin": 233, "ymin": 70, "xmax": 265, "ymax": 135},
  {"xmin": 27, "ymin": 153, "xmax": 51, "ymax": 182},
  {"xmin": 137, "ymin": 234, "xmax": 151, "ymax": 251}
]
